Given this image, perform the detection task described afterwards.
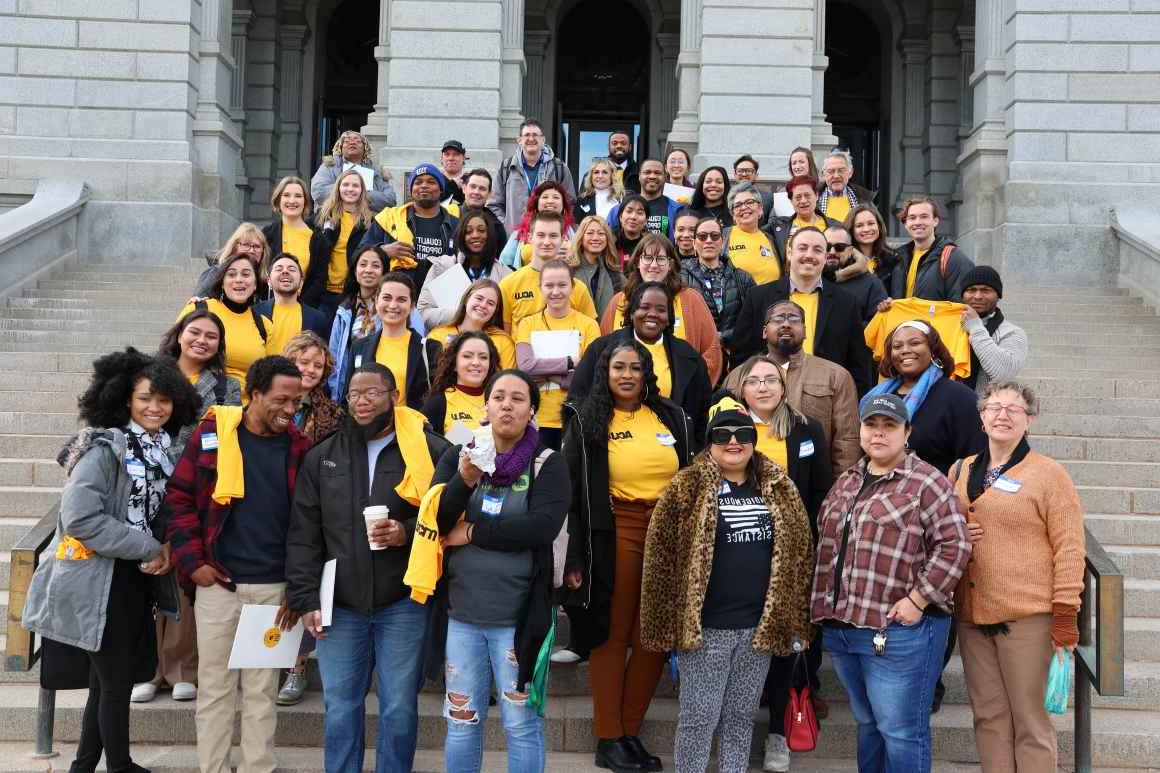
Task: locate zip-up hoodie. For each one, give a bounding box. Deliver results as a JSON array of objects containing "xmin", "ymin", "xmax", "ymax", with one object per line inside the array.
[{"xmin": 487, "ymin": 145, "xmax": 577, "ymax": 231}]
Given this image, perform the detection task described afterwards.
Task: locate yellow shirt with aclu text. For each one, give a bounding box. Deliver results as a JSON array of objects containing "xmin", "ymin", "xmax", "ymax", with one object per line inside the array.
[
  {"xmin": 514, "ymin": 310, "xmax": 601, "ymax": 429},
  {"xmin": 611, "ymin": 295, "xmax": 686, "ymax": 342},
  {"xmin": 499, "ymin": 264, "xmax": 599, "ymax": 330},
  {"xmin": 755, "ymin": 422, "xmax": 789, "ymax": 470},
  {"xmin": 375, "ymin": 333, "xmax": 411, "ymax": 405},
  {"xmin": 728, "ymin": 227, "xmax": 780, "ymax": 284},
  {"xmin": 607, "ymin": 406, "xmax": 680, "ymax": 503},
  {"xmin": 905, "ymin": 247, "xmax": 929, "ymax": 298},
  {"xmin": 442, "ymin": 387, "xmax": 485, "ymax": 433},
  {"xmin": 863, "ymin": 298, "xmax": 971, "ymax": 379},
  {"xmin": 266, "ymin": 302, "xmax": 303, "ymax": 357},
  {"xmin": 178, "ymin": 300, "xmax": 270, "ymax": 393},
  {"xmin": 282, "ymin": 224, "xmax": 313, "ymax": 275},
  {"xmin": 790, "ymin": 290, "xmax": 820, "ymax": 355},
  {"xmin": 640, "ymin": 337, "xmax": 672, "ymax": 397},
  {"xmin": 327, "ymin": 211, "xmax": 357, "ymax": 293},
  {"xmin": 823, "ymin": 194, "xmax": 850, "ymax": 224},
  {"xmin": 427, "ymin": 324, "xmax": 517, "ymax": 369}
]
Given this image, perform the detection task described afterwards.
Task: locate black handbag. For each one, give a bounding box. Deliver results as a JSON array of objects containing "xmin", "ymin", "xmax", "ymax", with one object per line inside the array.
[{"xmin": 149, "ymin": 570, "xmax": 182, "ymax": 620}]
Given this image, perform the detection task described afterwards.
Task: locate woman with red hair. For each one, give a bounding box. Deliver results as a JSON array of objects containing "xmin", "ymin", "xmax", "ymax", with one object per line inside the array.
[{"xmin": 499, "ymin": 180, "xmax": 576, "ymax": 268}]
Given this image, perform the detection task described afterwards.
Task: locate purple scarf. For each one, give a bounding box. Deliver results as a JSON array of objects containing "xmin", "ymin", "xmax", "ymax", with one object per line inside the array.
[{"xmin": 486, "ymin": 425, "xmax": 540, "ymax": 486}]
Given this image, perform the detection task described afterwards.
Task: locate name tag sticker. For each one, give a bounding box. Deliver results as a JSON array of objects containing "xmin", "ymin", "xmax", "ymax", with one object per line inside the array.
[
  {"xmin": 481, "ymin": 491, "xmax": 505, "ymax": 517},
  {"xmin": 200, "ymin": 432, "xmax": 219, "ymax": 451},
  {"xmin": 673, "ymin": 315, "xmax": 682, "ymax": 328},
  {"xmin": 994, "ymin": 476, "xmax": 1022, "ymax": 493},
  {"xmin": 799, "ymin": 440, "xmax": 815, "ymax": 458},
  {"xmin": 126, "ymin": 460, "xmax": 146, "ymax": 479},
  {"xmin": 656, "ymin": 432, "xmax": 677, "ymax": 446}
]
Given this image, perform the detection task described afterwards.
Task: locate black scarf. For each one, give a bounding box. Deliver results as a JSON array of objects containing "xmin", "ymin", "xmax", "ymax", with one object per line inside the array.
[
  {"xmin": 965, "ymin": 435, "xmax": 1031, "ymax": 502},
  {"xmin": 964, "ymin": 307, "xmax": 1005, "ymax": 389}
]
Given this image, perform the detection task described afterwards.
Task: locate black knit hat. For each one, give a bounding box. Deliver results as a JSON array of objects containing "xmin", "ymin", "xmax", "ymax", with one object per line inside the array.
[{"xmin": 961, "ymin": 265, "xmax": 1003, "ymax": 298}]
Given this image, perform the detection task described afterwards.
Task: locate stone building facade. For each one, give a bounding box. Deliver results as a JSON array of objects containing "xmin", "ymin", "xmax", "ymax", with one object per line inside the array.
[{"xmin": 2, "ymin": 0, "xmax": 1159, "ymax": 285}]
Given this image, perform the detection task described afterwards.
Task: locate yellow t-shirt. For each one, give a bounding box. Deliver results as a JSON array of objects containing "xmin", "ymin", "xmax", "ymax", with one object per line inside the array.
[
  {"xmin": 755, "ymin": 423, "xmax": 789, "ymax": 470},
  {"xmin": 607, "ymin": 406, "xmax": 680, "ymax": 503},
  {"xmin": 266, "ymin": 302, "xmax": 304, "ymax": 357},
  {"xmin": 178, "ymin": 300, "xmax": 270, "ymax": 393},
  {"xmin": 727, "ymin": 227, "xmax": 781, "ymax": 285},
  {"xmin": 791, "ymin": 214, "xmax": 824, "ymax": 232},
  {"xmin": 790, "ymin": 290, "xmax": 820, "ymax": 355},
  {"xmin": 905, "ymin": 247, "xmax": 929, "ymax": 298},
  {"xmin": 640, "ymin": 337, "xmax": 672, "ymax": 398},
  {"xmin": 374, "ymin": 333, "xmax": 411, "ymax": 405},
  {"xmin": 863, "ymin": 298, "xmax": 972, "ymax": 379},
  {"xmin": 499, "ymin": 264, "xmax": 598, "ymax": 330},
  {"xmin": 513, "ymin": 309, "xmax": 601, "ymax": 429},
  {"xmin": 282, "ymin": 223, "xmax": 313, "ymax": 275},
  {"xmin": 823, "ymin": 193, "xmax": 850, "ymax": 224},
  {"xmin": 443, "ymin": 387, "xmax": 486, "ymax": 434},
  {"xmin": 610, "ymin": 295, "xmax": 686, "ymax": 341},
  {"xmin": 326, "ymin": 211, "xmax": 357, "ymax": 293},
  {"xmin": 427, "ymin": 324, "xmax": 518, "ymax": 370}
]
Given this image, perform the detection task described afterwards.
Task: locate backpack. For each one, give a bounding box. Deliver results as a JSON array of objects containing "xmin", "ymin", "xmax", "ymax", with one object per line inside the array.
[
  {"xmin": 938, "ymin": 244, "xmax": 956, "ymax": 279},
  {"xmin": 194, "ymin": 299, "xmax": 268, "ymax": 343}
]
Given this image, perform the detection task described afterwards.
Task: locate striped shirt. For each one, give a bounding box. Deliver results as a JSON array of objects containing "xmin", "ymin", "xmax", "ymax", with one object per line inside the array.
[{"xmin": 810, "ymin": 453, "xmax": 971, "ymax": 630}]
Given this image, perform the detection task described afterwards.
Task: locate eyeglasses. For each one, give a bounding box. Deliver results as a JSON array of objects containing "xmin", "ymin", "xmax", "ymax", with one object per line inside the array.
[
  {"xmin": 348, "ymin": 388, "xmax": 391, "ymax": 403},
  {"xmin": 767, "ymin": 313, "xmax": 804, "ymax": 324},
  {"xmin": 981, "ymin": 404, "xmax": 1032, "ymax": 418},
  {"xmin": 695, "ymin": 232, "xmax": 723, "ymax": 242},
  {"xmin": 731, "ymin": 199, "xmax": 761, "ymax": 211},
  {"xmin": 237, "ymin": 241, "xmax": 264, "ymax": 251},
  {"xmin": 638, "ymin": 254, "xmax": 671, "ymax": 265},
  {"xmin": 735, "ymin": 167, "xmax": 757, "ymax": 176},
  {"xmin": 825, "ymin": 242, "xmax": 851, "ymax": 252},
  {"xmin": 742, "ymin": 376, "xmax": 782, "ymax": 389},
  {"xmin": 709, "ymin": 426, "xmax": 758, "ymax": 445}
]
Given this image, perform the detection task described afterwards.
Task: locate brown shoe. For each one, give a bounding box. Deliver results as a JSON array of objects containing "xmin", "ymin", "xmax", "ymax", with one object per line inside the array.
[{"xmin": 812, "ymin": 694, "xmax": 829, "ymax": 719}]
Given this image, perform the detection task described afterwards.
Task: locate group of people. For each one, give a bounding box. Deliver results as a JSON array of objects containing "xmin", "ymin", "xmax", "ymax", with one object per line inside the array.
[{"xmin": 21, "ymin": 123, "xmax": 1085, "ymax": 773}]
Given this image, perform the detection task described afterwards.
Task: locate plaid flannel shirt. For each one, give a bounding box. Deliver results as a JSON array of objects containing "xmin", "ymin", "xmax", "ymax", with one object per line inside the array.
[{"xmin": 810, "ymin": 452, "xmax": 971, "ymax": 629}]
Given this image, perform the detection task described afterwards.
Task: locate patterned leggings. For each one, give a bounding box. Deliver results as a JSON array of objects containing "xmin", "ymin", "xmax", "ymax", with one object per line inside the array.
[{"xmin": 675, "ymin": 627, "xmax": 772, "ymax": 773}]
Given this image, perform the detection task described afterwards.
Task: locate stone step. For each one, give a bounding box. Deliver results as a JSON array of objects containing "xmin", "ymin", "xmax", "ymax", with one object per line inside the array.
[
  {"xmin": 1126, "ymin": 579, "xmax": 1160, "ymax": 617},
  {"xmin": 0, "ymin": 393, "xmax": 78, "ymax": 413},
  {"xmin": 1106, "ymin": 546, "xmax": 1160, "ymax": 581},
  {"xmin": 1024, "ymin": 355, "xmax": 1160, "ymax": 371},
  {"xmin": 2, "ymin": 307, "xmax": 192, "ymax": 323},
  {"xmin": 0, "ymin": 487, "xmax": 61, "ymax": 519},
  {"xmin": 1031, "ymin": 344, "xmax": 1160, "ymax": 358},
  {"xmin": 1007, "ymin": 308, "xmax": 1155, "ymax": 321},
  {"xmin": 4, "ymin": 297, "xmax": 181, "ymax": 312},
  {"xmin": 1037, "ymin": 397, "xmax": 1160, "ymax": 419},
  {"xmin": 1076, "ymin": 486, "xmax": 1160, "ymax": 515},
  {"xmin": 0, "ymin": 330, "xmax": 168, "ymax": 345},
  {"xmin": 20, "ymin": 288, "xmax": 193, "ymax": 303},
  {"xmin": 1020, "ymin": 325, "xmax": 1160, "ymax": 339},
  {"xmin": 0, "ymin": 373, "xmax": 91, "ymax": 392},
  {"xmin": 0, "ymin": 318, "xmax": 186, "ymax": 333},
  {"xmin": 35, "ymin": 279, "xmax": 195, "ymax": 292},
  {"xmin": 1006, "ymin": 286, "xmax": 1129, "ymax": 298},
  {"xmin": 0, "ymin": 353, "xmax": 108, "ymax": 373},
  {"xmin": 1034, "ymin": 435, "xmax": 1160, "ymax": 462},
  {"xmin": 1063, "ymin": 461, "xmax": 1160, "ymax": 489},
  {"xmin": 1023, "ymin": 376, "xmax": 1160, "ymax": 399},
  {"xmin": 1034, "ymin": 414, "xmax": 1160, "ymax": 440},
  {"xmin": 1125, "ymin": 618, "xmax": 1160, "ymax": 662},
  {"xmin": 0, "ymin": 342, "xmax": 161, "ymax": 354},
  {"xmin": 0, "ymin": 414, "xmax": 77, "ymax": 436},
  {"xmin": 0, "ymin": 435, "xmax": 69, "ymax": 459},
  {"xmin": 0, "ymin": 460, "xmax": 64, "ymax": 488},
  {"xmin": 1085, "ymin": 513, "xmax": 1160, "ymax": 546}
]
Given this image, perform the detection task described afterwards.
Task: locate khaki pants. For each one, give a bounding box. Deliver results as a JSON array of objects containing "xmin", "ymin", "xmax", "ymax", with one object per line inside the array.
[
  {"xmin": 194, "ymin": 582, "xmax": 285, "ymax": 773},
  {"xmin": 153, "ymin": 592, "xmax": 197, "ymax": 686},
  {"xmin": 959, "ymin": 614, "xmax": 1057, "ymax": 772}
]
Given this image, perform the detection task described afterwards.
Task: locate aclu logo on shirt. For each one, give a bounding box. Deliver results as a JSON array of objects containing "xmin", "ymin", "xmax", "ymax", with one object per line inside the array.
[
  {"xmin": 515, "ymin": 291, "xmax": 536, "ymax": 300},
  {"xmin": 450, "ymin": 411, "xmax": 474, "ymax": 421},
  {"xmin": 609, "ymin": 430, "xmax": 634, "ymax": 441}
]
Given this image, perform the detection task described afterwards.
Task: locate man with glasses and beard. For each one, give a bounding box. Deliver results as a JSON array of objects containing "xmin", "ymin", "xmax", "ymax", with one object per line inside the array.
[
  {"xmin": 490, "ymin": 119, "xmax": 576, "ymax": 231},
  {"xmin": 822, "ymin": 224, "xmax": 887, "ymax": 327},
  {"xmin": 286, "ymin": 362, "xmax": 450, "ymax": 773},
  {"xmin": 757, "ymin": 299, "xmax": 861, "ymax": 478}
]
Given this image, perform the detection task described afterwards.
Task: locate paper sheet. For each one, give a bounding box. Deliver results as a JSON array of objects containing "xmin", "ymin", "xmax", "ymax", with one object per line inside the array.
[
  {"xmin": 343, "ymin": 162, "xmax": 374, "ymax": 191},
  {"xmin": 663, "ymin": 182, "xmax": 695, "ymax": 206},
  {"xmin": 446, "ymin": 420, "xmax": 475, "ymax": 447},
  {"xmin": 425, "ymin": 263, "xmax": 472, "ymax": 311},
  {"xmin": 320, "ymin": 559, "xmax": 337, "ymax": 628},
  {"xmin": 530, "ymin": 329, "xmax": 580, "ymax": 360},
  {"xmin": 227, "ymin": 604, "xmax": 305, "ymax": 669}
]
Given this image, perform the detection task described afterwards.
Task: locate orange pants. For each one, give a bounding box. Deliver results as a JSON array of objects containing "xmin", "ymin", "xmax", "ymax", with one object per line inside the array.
[{"xmin": 589, "ymin": 500, "xmax": 667, "ymax": 739}]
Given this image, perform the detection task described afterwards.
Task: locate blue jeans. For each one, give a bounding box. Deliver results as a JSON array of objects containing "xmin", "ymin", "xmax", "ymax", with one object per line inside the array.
[
  {"xmin": 316, "ymin": 599, "xmax": 429, "ymax": 773},
  {"xmin": 822, "ymin": 615, "xmax": 952, "ymax": 773},
  {"xmin": 443, "ymin": 618, "xmax": 544, "ymax": 773}
]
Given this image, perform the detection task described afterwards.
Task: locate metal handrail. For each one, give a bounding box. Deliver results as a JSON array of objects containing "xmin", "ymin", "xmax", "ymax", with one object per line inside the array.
[{"xmin": 1074, "ymin": 526, "xmax": 1126, "ymax": 773}]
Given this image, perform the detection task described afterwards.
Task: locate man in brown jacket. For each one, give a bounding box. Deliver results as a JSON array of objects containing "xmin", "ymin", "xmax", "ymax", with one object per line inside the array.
[{"xmin": 764, "ymin": 299, "xmax": 861, "ymax": 477}]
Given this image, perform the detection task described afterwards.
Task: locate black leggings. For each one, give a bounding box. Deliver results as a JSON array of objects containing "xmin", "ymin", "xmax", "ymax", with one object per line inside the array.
[{"xmin": 71, "ymin": 560, "xmax": 151, "ymax": 773}]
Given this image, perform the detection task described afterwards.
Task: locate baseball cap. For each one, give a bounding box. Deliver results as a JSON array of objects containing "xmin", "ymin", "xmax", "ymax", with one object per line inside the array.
[
  {"xmin": 441, "ymin": 140, "xmax": 466, "ymax": 155},
  {"xmin": 859, "ymin": 393, "xmax": 909, "ymax": 424}
]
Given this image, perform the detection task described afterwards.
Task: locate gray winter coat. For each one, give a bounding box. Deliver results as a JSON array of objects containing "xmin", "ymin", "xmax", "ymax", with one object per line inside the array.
[
  {"xmin": 22, "ymin": 429, "xmax": 163, "ymax": 652},
  {"xmin": 310, "ymin": 158, "xmax": 398, "ymax": 213},
  {"xmin": 487, "ymin": 146, "xmax": 576, "ymax": 231}
]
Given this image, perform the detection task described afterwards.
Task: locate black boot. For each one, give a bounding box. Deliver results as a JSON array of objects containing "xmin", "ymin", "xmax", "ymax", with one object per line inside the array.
[
  {"xmin": 595, "ymin": 737, "xmax": 645, "ymax": 772},
  {"xmin": 624, "ymin": 736, "xmax": 662, "ymax": 771}
]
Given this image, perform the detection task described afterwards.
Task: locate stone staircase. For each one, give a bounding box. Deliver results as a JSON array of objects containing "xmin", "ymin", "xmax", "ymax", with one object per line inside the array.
[{"xmin": 0, "ymin": 265, "xmax": 1159, "ymax": 771}]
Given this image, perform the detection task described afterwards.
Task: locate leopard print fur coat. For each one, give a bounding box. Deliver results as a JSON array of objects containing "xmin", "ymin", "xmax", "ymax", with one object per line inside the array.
[{"xmin": 640, "ymin": 453, "xmax": 814, "ymax": 656}]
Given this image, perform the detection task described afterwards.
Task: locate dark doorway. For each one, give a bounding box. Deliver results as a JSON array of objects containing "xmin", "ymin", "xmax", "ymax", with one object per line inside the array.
[
  {"xmin": 825, "ymin": 2, "xmax": 888, "ymax": 202},
  {"xmin": 554, "ymin": 0, "xmax": 650, "ymax": 181},
  {"xmin": 314, "ymin": 0, "xmax": 378, "ymax": 168}
]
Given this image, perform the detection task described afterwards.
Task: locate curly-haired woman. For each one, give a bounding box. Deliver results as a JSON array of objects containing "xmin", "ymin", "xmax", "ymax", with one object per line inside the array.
[
  {"xmin": 421, "ymin": 331, "xmax": 502, "ymax": 435},
  {"xmin": 24, "ymin": 349, "xmax": 199, "ymax": 773}
]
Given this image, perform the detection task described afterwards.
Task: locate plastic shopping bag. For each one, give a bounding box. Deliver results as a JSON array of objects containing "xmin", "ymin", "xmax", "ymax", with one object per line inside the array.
[{"xmin": 1044, "ymin": 648, "xmax": 1072, "ymax": 714}]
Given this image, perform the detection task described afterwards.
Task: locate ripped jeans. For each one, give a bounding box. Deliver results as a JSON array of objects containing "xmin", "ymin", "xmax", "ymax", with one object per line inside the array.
[{"xmin": 443, "ymin": 617, "xmax": 545, "ymax": 773}]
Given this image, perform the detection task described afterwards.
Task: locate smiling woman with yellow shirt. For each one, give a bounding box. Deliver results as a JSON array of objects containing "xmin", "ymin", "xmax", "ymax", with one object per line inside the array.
[
  {"xmin": 262, "ymin": 176, "xmax": 316, "ymax": 277},
  {"xmin": 424, "ymin": 278, "xmax": 517, "ymax": 370},
  {"xmin": 178, "ymin": 254, "xmax": 271, "ymax": 393},
  {"xmin": 514, "ymin": 259, "xmax": 602, "ymax": 450},
  {"xmin": 560, "ymin": 340, "xmax": 693, "ymax": 772},
  {"xmin": 420, "ymin": 331, "xmax": 500, "ymax": 436},
  {"xmin": 345, "ymin": 273, "xmax": 430, "ymax": 410},
  {"xmin": 302, "ymin": 168, "xmax": 371, "ymax": 322}
]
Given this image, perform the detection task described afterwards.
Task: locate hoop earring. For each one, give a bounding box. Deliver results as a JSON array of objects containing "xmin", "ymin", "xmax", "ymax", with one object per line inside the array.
[{"xmin": 642, "ymin": 383, "xmax": 649, "ymax": 402}]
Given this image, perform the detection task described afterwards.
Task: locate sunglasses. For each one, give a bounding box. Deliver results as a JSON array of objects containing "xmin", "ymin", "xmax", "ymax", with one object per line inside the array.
[
  {"xmin": 709, "ymin": 426, "xmax": 758, "ymax": 446},
  {"xmin": 695, "ymin": 232, "xmax": 723, "ymax": 242},
  {"xmin": 825, "ymin": 242, "xmax": 851, "ymax": 252}
]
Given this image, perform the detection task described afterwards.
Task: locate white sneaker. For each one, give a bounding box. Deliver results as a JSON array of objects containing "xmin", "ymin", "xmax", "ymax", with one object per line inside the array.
[
  {"xmin": 549, "ymin": 648, "xmax": 583, "ymax": 664},
  {"xmin": 130, "ymin": 682, "xmax": 158, "ymax": 703},
  {"xmin": 171, "ymin": 682, "xmax": 197, "ymax": 701},
  {"xmin": 763, "ymin": 733, "xmax": 790, "ymax": 772}
]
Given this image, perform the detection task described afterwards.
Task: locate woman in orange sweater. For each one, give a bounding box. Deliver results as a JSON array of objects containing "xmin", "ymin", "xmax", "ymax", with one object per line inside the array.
[{"xmin": 951, "ymin": 380, "xmax": 1085, "ymax": 773}]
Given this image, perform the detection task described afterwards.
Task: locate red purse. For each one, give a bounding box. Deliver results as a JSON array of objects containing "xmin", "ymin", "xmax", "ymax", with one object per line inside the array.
[{"xmin": 783, "ymin": 653, "xmax": 819, "ymax": 752}]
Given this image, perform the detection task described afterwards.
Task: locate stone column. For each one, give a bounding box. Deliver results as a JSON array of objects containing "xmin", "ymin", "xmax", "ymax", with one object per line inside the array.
[
  {"xmin": 243, "ymin": 0, "xmax": 280, "ymax": 220},
  {"xmin": 522, "ymin": 30, "xmax": 551, "ymax": 134},
  {"xmin": 231, "ymin": 7, "xmax": 254, "ymax": 122},
  {"xmin": 652, "ymin": 33, "xmax": 680, "ymax": 156},
  {"xmin": 275, "ymin": 4, "xmax": 310, "ymax": 179},
  {"xmin": 810, "ymin": 0, "xmax": 838, "ymax": 156},
  {"xmin": 498, "ymin": 0, "xmax": 526, "ymax": 156},
  {"xmin": 667, "ymin": 0, "xmax": 701, "ymax": 159},
  {"xmin": 361, "ymin": 0, "xmax": 393, "ymax": 155},
  {"xmin": 896, "ymin": 37, "xmax": 930, "ymax": 205}
]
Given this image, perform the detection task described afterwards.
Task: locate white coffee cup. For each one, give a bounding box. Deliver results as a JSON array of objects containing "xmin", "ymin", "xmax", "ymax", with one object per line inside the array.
[{"xmin": 364, "ymin": 505, "xmax": 390, "ymax": 551}]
